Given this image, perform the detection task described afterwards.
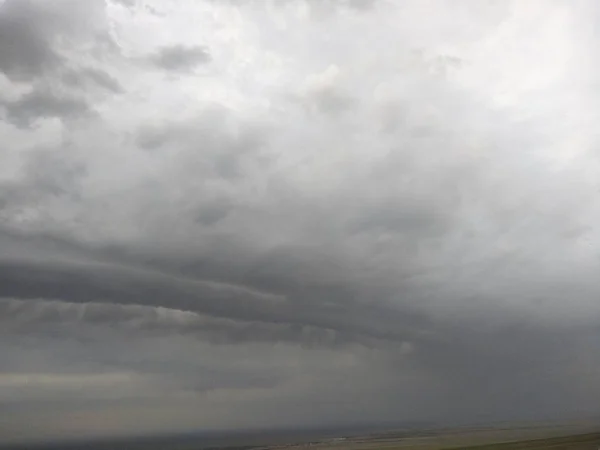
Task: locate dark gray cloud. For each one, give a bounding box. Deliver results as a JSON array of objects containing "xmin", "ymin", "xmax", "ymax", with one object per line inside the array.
[
  {"xmin": 0, "ymin": 0, "xmax": 121, "ymax": 129},
  {"xmin": 0, "ymin": 0, "xmax": 110, "ymax": 80},
  {"xmin": 3, "ymin": 88, "xmax": 92, "ymax": 127},
  {"xmin": 0, "ymin": 227, "xmax": 425, "ymax": 346},
  {"xmin": 0, "ymin": 0, "xmax": 62, "ymax": 80},
  {"xmin": 2, "ymin": 0, "xmax": 600, "ymax": 443},
  {"xmin": 150, "ymin": 45, "xmax": 211, "ymax": 72}
]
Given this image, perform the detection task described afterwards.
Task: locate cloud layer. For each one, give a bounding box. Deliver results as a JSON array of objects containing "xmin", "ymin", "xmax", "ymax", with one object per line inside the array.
[{"xmin": 2, "ymin": 0, "xmax": 600, "ymax": 442}]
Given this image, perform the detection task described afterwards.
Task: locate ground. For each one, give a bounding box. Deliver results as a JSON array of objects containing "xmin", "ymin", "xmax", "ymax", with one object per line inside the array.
[{"xmin": 261, "ymin": 422, "xmax": 600, "ymax": 450}]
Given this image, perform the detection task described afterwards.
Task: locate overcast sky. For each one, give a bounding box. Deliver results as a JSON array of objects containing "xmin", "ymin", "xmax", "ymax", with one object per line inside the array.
[{"xmin": 1, "ymin": 0, "xmax": 600, "ymax": 443}]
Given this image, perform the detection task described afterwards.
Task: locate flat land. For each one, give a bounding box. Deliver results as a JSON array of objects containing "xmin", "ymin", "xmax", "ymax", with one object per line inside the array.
[
  {"xmin": 263, "ymin": 422, "xmax": 600, "ymax": 450},
  {"xmin": 446, "ymin": 433, "xmax": 600, "ymax": 449},
  {"xmin": 2, "ymin": 421, "xmax": 598, "ymax": 450}
]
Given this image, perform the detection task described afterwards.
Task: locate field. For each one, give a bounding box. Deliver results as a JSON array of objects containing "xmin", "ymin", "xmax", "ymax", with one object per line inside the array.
[
  {"xmin": 2, "ymin": 421, "xmax": 598, "ymax": 450},
  {"xmin": 263, "ymin": 433, "xmax": 600, "ymax": 450},
  {"xmin": 262, "ymin": 422, "xmax": 600, "ymax": 450},
  {"xmin": 450, "ymin": 432, "xmax": 600, "ymax": 449}
]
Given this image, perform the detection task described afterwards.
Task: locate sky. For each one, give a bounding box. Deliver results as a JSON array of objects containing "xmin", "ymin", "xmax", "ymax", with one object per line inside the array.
[{"xmin": 1, "ymin": 0, "xmax": 600, "ymax": 443}]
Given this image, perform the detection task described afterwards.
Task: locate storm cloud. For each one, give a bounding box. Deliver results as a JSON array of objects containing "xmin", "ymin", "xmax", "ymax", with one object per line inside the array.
[{"xmin": 2, "ymin": 0, "xmax": 600, "ymax": 443}]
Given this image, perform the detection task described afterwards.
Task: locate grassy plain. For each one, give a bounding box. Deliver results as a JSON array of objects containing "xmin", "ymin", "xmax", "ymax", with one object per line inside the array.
[
  {"xmin": 264, "ymin": 422, "xmax": 600, "ymax": 450},
  {"xmin": 446, "ymin": 432, "xmax": 600, "ymax": 450}
]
